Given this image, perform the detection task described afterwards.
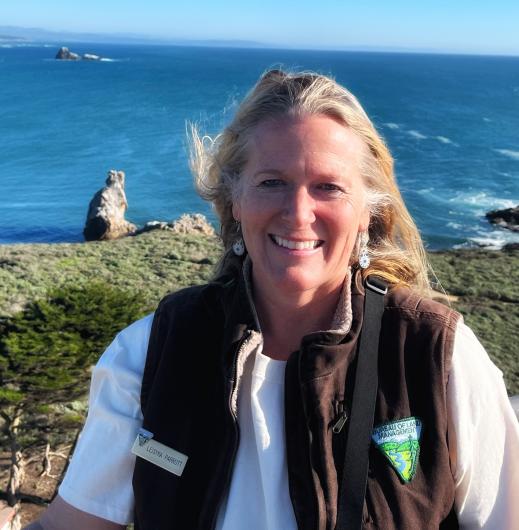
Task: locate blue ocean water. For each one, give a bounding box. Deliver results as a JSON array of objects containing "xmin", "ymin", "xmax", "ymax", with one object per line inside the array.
[{"xmin": 1, "ymin": 43, "xmax": 518, "ymax": 248}]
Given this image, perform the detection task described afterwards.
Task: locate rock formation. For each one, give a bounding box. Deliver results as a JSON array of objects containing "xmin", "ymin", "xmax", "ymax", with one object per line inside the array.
[
  {"xmin": 55, "ymin": 47, "xmax": 102, "ymax": 61},
  {"xmin": 55, "ymin": 46, "xmax": 80, "ymax": 60},
  {"xmin": 83, "ymin": 170, "xmax": 137, "ymax": 241},
  {"xmin": 135, "ymin": 214, "xmax": 215, "ymax": 237},
  {"xmin": 170, "ymin": 214, "xmax": 215, "ymax": 235},
  {"xmin": 486, "ymin": 205, "xmax": 519, "ymax": 232}
]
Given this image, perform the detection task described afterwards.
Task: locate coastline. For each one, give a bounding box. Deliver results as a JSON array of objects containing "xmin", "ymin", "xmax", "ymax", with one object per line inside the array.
[{"xmin": 1, "ymin": 229, "xmax": 518, "ymax": 394}]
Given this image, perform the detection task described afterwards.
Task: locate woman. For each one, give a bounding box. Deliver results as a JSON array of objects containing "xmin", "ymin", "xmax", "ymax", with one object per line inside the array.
[{"xmin": 28, "ymin": 70, "xmax": 519, "ymax": 529}]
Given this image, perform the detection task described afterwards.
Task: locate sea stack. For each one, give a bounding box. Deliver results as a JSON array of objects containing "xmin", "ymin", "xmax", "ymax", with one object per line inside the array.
[
  {"xmin": 83, "ymin": 170, "xmax": 137, "ymax": 241},
  {"xmin": 55, "ymin": 46, "xmax": 80, "ymax": 60},
  {"xmin": 55, "ymin": 47, "xmax": 102, "ymax": 61}
]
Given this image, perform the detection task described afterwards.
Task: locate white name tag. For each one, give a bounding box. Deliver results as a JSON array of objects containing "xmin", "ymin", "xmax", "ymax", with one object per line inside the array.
[{"xmin": 131, "ymin": 428, "xmax": 188, "ymax": 476}]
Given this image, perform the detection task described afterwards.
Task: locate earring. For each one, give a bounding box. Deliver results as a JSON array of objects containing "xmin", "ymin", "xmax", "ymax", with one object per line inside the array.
[
  {"xmin": 232, "ymin": 222, "xmax": 245, "ymax": 256},
  {"xmin": 358, "ymin": 231, "xmax": 370, "ymax": 269}
]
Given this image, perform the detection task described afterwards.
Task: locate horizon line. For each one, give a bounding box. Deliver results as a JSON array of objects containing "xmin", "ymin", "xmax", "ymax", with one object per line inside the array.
[{"xmin": 1, "ymin": 24, "xmax": 519, "ymax": 59}]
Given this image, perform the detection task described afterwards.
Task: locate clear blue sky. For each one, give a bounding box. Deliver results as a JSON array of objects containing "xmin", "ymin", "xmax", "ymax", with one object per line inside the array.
[{"xmin": 1, "ymin": 0, "xmax": 519, "ymax": 55}]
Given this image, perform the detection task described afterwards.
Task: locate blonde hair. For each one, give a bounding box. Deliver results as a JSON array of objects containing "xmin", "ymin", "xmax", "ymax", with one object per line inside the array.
[{"xmin": 191, "ymin": 69, "xmax": 431, "ymax": 293}]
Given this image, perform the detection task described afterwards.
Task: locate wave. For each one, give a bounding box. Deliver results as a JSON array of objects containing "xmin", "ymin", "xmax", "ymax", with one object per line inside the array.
[
  {"xmin": 446, "ymin": 222, "xmax": 463, "ymax": 230},
  {"xmin": 448, "ymin": 191, "xmax": 516, "ymax": 214},
  {"xmin": 43, "ymin": 56, "xmax": 118, "ymax": 62},
  {"xmin": 483, "ymin": 117, "xmax": 492, "ymax": 122},
  {"xmin": 494, "ymin": 149, "xmax": 519, "ymax": 161},
  {"xmin": 384, "ymin": 122, "xmax": 400, "ymax": 130},
  {"xmin": 465, "ymin": 231, "xmax": 519, "ymax": 250},
  {"xmin": 436, "ymin": 136, "xmax": 454, "ymax": 145},
  {"xmin": 408, "ymin": 130, "xmax": 427, "ymax": 140}
]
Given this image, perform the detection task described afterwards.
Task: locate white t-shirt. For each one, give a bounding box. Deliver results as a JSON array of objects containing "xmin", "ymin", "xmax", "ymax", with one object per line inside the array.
[{"xmin": 59, "ymin": 314, "xmax": 519, "ymax": 529}]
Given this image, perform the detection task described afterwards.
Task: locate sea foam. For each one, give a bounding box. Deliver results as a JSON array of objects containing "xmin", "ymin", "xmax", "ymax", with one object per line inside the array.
[
  {"xmin": 408, "ymin": 130, "xmax": 427, "ymax": 139},
  {"xmin": 495, "ymin": 149, "xmax": 519, "ymax": 161}
]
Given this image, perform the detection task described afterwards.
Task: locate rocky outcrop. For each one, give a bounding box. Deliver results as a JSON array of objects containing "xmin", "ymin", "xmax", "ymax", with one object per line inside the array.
[
  {"xmin": 486, "ymin": 205, "xmax": 519, "ymax": 232},
  {"xmin": 135, "ymin": 214, "xmax": 215, "ymax": 237},
  {"xmin": 55, "ymin": 47, "xmax": 80, "ymax": 60},
  {"xmin": 55, "ymin": 47, "xmax": 102, "ymax": 61},
  {"xmin": 83, "ymin": 170, "xmax": 137, "ymax": 241},
  {"xmin": 170, "ymin": 214, "xmax": 215, "ymax": 235}
]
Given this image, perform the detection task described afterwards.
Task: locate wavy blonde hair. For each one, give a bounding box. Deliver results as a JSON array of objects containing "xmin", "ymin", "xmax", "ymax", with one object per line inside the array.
[{"xmin": 191, "ymin": 69, "xmax": 431, "ymax": 293}]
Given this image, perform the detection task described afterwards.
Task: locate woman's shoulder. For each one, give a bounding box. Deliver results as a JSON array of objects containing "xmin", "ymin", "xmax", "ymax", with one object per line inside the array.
[
  {"xmin": 95, "ymin": 312, "xmax": 155, "ymax": 376},
  {"xmin": 384, "ymin": 284, "xmax": 460, "ymax": 331}
]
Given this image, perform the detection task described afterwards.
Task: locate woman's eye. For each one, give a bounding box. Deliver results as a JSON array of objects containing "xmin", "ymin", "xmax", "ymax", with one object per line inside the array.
[
  {"xmin": 318, "ymin": 183, "xmax": 343, "ymax": 193},
  {"xmin": 259, "ymin": 178, "xmax": 284, "ymax": 188}
]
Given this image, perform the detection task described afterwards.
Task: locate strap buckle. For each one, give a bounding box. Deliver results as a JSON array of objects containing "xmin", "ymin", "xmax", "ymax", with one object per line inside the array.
[{"xmin": 365, "ymin": 276, "xmax": 388, "ymax": 296}]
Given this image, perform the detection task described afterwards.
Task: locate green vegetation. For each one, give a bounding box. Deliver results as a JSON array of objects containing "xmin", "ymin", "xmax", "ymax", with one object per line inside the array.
[
  {"xmin": 429, "ymin": 248, "xmax": 519, "ymax": 395},
  {"xmin": 0, "ymin": 232, "xmax": 517, "ymax": 398},
  {"xmin": 0, "ymin": 230, "xmax": 222, "ymax": 506},
  {"xmin": 0, "ymin": 282, "xmax": 147, "ymax": 506},
  {"xmin": 0, "ymin": 230, "xmax": 221, "ymax": 318}
]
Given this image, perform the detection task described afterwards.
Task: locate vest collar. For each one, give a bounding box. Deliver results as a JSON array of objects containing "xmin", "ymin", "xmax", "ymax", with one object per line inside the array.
[{"xmin": 219, "ymin": 258, "xmax": 366, "ymax": 384}]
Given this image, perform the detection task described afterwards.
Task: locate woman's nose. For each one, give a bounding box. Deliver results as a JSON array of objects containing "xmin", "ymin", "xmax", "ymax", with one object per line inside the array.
[{"xmin": 281, "ymin": 186, "xmax": 316, "ymax": 226}]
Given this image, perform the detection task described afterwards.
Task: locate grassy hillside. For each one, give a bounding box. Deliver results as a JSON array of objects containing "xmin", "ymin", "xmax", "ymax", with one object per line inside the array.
[
  {"xmin": 429, "ymin": 248, "xmax": 519, "ymax": 394},
  {"xmin": 0, "ymin": 231, "xmax": 517, "ymax": 394}
]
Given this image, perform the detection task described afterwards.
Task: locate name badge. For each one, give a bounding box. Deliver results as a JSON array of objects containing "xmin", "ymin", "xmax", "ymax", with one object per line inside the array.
[{"xmin": 131, "ymin": 428, "xmax": 188, "ymax": 476}]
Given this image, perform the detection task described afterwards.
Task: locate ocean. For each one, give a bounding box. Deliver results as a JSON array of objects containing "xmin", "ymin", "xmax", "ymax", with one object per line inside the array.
[{"xmin": 1, "ymin": 43, "xmax": 518, "ymax": 248}]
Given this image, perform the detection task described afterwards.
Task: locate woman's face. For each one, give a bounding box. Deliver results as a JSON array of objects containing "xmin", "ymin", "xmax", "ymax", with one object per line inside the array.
[{"xmin": 233, "ymin": 114, "xmax": 370, "ymax": 299}]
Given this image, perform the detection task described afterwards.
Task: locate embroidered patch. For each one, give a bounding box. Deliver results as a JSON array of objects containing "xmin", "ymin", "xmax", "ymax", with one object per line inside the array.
[{"xmin": 371, "ymin": 417, "xmax": 422, "ymax": 483}]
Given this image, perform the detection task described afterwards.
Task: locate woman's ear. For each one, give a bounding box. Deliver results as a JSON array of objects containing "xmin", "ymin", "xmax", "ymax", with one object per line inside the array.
[
  {"xmin": 359, "ymin": 210, "xmax": 370, "ymax": 232},
  {"xmin": 232, "ymin": 202, "xmax": 241, "ymax": 223}
]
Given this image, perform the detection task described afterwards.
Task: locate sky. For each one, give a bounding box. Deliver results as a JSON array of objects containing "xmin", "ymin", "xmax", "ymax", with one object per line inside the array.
[{"xmin": 1, "ymin": 0, "xmax": 519, "ymax": 55}]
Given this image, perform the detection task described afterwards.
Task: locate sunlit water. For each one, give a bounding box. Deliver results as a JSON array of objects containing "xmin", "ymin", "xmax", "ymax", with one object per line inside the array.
[{"xmin": 1, "ymin": 43, "xmax": 518, "ymax": 248}]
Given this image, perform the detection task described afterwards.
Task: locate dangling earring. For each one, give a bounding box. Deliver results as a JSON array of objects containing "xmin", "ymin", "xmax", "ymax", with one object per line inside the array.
[
  {"xmin": 232, "ymin": 222, "xmax": 245, "ymax": 256},
  {"xmin": 358, "ymin": 231, "xmax": 370, "ymax": 269}
]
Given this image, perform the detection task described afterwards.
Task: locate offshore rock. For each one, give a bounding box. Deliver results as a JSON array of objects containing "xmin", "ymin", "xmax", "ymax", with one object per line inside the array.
[
  {"xmin": 83, "ymin": 170, "xmax": 137, "ymax": 241},
  {"xmin": 55, "ymin": 46, "xmax": 80, "ymax": 60},
  {"xmin": 486, "ymin": 205, "xmax": 519, "ymax": 232},
  {"xmin": 55, "ymin": 47, "xmax": 102, "ymax": 61}
]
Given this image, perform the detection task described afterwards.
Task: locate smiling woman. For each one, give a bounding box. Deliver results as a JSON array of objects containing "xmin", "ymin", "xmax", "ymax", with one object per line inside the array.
[
  {"xmin": 231, "ymin": 115, "xmax": 370, "ymax": 357},
  {"xmin": 26, "ymin": 70, "xmax": 519, "ymax": 530}
]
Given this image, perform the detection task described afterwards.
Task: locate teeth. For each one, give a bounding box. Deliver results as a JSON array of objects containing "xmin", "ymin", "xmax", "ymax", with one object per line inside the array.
[{"xmin": 272, "ymin": 235, "xmax": 320, "ymax": 250}]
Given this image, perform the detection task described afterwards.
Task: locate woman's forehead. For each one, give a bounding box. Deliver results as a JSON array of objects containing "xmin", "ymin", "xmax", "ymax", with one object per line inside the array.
[{"xmin": 244, "ymin": 114, "xmax": 366, "ymax": 173}]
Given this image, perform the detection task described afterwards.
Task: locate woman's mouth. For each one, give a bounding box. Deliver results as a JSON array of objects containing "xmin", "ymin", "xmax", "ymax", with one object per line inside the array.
[{"xmin": 270, "ymin": 234, "xmax": 323, "ymax": 250}]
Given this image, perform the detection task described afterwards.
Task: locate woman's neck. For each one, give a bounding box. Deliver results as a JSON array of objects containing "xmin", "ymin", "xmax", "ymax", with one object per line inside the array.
[{"xmin": 252, "ymin": 282, "xmax": 343, "ymax": 361}]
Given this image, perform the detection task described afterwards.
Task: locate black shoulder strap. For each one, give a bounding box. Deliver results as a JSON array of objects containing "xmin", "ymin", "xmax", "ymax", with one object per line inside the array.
[{"xmin": 336, "ymin": 276, "xmax": 387, "ymax": 530}]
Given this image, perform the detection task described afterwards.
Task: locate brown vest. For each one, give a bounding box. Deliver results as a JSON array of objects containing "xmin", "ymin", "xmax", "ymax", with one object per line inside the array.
[{"xmin": 133, "ymin": 270, "xmax": 460, "ymax": 529}]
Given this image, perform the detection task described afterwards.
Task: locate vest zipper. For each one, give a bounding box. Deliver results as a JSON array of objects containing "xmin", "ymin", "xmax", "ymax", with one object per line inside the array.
[
  {"xmin": 296, "ymin": 348, "xmax": 323, "ymax": 530},
  {"xmin": 332, "ymin": 410, "xmax": 348, "ymax": 434},
  {"xmin": 208, "ymin": 329, "xmax": 253, "ymax": 530}
]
